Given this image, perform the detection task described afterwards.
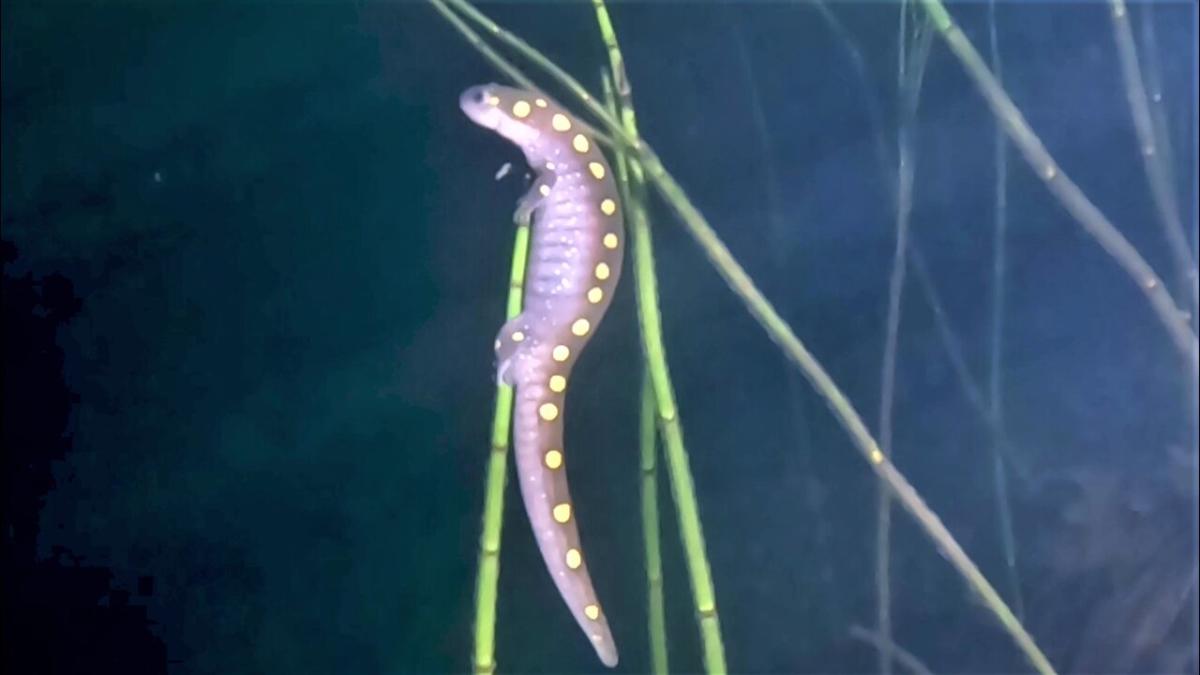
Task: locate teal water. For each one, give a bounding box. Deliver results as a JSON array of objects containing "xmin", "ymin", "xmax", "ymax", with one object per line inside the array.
[{"xmin": 3, "ymin": 1, "xmax": 1196, "ymax": 673}]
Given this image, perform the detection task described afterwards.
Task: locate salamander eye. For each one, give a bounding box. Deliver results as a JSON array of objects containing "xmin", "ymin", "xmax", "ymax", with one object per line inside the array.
[{"xmin": 471, "ymin": 89, "xmax": 487, "ymax": 104}]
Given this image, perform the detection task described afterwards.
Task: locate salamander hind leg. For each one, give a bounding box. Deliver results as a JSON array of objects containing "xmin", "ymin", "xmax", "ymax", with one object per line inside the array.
[{"xmin": 493, "ymin": 314, "xmax": 532, "ymax": 386}]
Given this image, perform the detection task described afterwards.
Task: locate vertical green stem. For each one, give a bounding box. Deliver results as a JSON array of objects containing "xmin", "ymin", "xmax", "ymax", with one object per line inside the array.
[
  {"xmin": 628, "ymin": 148, "xmax": 727, "ymax": 675},
  {"xmin": 596, "ymin": 3, "xmax": 726, "ymax": 672},
  {"xmin": 595, "ymin": 4, "xmax": 727, "ymax": 667},
  {"xmin": 602, "ymin": 64, "xmax": 671, "ymax": 675},
  {"xmin": 640, "ymin": 370, "xmax": 670, "ymax": 675},
  {"xmin": 472, "ymin": 219, "xmax": 530, "ymax": 673}
]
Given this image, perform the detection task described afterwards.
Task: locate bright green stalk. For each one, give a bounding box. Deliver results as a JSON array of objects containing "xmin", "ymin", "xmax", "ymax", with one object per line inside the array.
[
  {"xmin": 435, "ymin": 2, "xmax": 1046, "ymax": 671},
  {"xmin": 917, "ymin": 0, "xmax": 1199, "ymax": 374},
  {"xmin": 595, "ymin": 8, "xmax": 727, "ymax": 665},
  {"xmin": 603, "ymin": 68, "xmax": 671, "ymax": 675},
  {"xmin": 640, "ymin": 370, "xmax": 669, "ymax": 675},
  {"xmin": 630, "ymin": 172, "xmax": 726, "ymax": 675},
  {"xmin": 471, "ymin": 195, "xmax": 531, "ymax": 675}
]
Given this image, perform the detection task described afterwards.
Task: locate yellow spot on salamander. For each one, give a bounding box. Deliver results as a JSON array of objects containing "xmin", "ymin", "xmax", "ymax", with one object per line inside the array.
[
  {"xmin": 566, "ymin": 548, "xmax": 582, "ymax": 569},
  {"xmin": 539, "ymin": 402, "xmax": 559, "ymax": 421},
  {"xmin": 511, "ymin": 330, "xmax": 525, "ymax": 342},
  {"xmin": 551, "ymin": 113, "xmax": 571, "ymax": 132},
  {"xmin": 544, "ymin": 449, "xmax": 563, "ymax": 469},
  {"xmin": 587, "ymin": 287, "xmax": 603, "ymax": 304},
  {"xmin": 552, "ymin": 345, "xmax": 570, "ymax": 362},
  {"xmin": 552, "ymin": 503, "xmax": 572, "ymax": 523},
  {"xmin": 538, "ymin": 184, "xmax": 551, "ymax": 197},
  {"xmin": 594, "ymin": 262, "xmax": 610, "ymax": 281},
  {"xmin": 535, "ymin": 98, "xmax": 548, "ymax": 108},
  {"xmin": 549, "ymin": 374, "xmax": 567, "ymax": 392},
  {"xmin": 588, "ymin": 162, "xmax": 606, "ymax": 179},
  {"xmin": 599, "ymin": 198, "xmax": 617, "ymax": 216},
  {"xmin": 584, "ymin": 604, "xmax": 600, "ymax": 620},
  {"xmin": 572, "ymin": 134, "xmax": 590, "ymax": 154},
  {"xmin": 571, "ymin": 318, "xmax": 591, "ymax": 336},
  {"xmin": 603, "ymin": 233, "xmax": 619, "ymax": 249},
  {"xmin": 512, "ymin": 100, "xmax": 532, "ymax": 118}
]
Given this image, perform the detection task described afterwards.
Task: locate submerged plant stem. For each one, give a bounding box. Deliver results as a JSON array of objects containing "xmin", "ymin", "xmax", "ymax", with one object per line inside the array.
[
  {"xmin": 435, "ymin": 2, "xmax": 1049, "ymax": 672},
  {"xmin": 472, "ymin": 217, "xmax": 531, "ymax": 674},
  {"xmin": 639, "ymin": 371, "xmax": 670, "ymax": 675},
  {"xmin": 986, "ymin": 0, "xmax": 1025, "ymax": 623},
  {"xmin": 849, "ymin": 624, "xmax": 936, "ymax": 675},
  {"xmin": 918, "ymin": 0, "xmax": 1199, "ymax": 374},
  {"xmin": 604, "ymin": 70, "xmax": 672, "ymax": 675},
  {"xmin": 596, "ymin": 2, "xmax": 727, "ymax": 668},
  {"xmin": 1109, "ymin": 0, "xmax": 1198, "ymax": 313}
]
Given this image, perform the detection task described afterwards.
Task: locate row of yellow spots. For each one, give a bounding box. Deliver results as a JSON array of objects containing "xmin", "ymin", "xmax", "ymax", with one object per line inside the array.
[
  {"xmin": 564, "ymin": 545, "xmax": 601, "ymax": 622},
  {"xmin": 508, "ymin": 98, "xmax": 605, "ymax": 179},
  {"xmin": 507, "ymin": 98, "xmax": 620, "ymax": 257},
  {"xmin": 536, "ymin": 343, "xmax": 571, "ymax": 423},
  {"xmin": 507, "ymin": 94, "xmax": 610, "ymax": 628},
  {"xmin": 538, "ymin": 445, "xmax": 603, "ymax": 623},
  {"xmin": 510, "ymin": 98, "xmax": 550, "ymax": 119},
  {"xmin": 587, "ymin": 231, "xmax": 616, "ymax": 304}
]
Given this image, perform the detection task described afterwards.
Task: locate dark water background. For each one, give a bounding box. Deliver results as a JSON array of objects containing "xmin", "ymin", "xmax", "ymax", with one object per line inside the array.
[{"xmin": 3, "ymin": 1, "xmax": 1197, "ymax": 673}]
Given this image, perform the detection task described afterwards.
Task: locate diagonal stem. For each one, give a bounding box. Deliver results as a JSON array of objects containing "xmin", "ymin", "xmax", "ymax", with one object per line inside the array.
[{"xmin": 918, "ymin": 0, "xmax": 1198, "ymax": 374}]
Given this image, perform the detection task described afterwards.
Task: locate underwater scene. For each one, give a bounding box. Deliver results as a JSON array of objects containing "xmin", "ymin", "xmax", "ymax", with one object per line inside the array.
[{"xmin": 2, "ymin": 1, "xmax": 1198, "ymax": 673}]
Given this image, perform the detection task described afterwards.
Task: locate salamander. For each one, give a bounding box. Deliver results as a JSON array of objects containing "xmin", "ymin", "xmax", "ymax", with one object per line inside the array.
[{"xmin": 460, "ymin": 83, "xmax": 624, "ymax": 668}]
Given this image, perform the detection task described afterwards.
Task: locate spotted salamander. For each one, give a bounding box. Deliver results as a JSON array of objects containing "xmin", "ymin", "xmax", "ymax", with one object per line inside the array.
[{"xmin": 460, "ymin": 83, "xmax": 624, "ymax": 668}]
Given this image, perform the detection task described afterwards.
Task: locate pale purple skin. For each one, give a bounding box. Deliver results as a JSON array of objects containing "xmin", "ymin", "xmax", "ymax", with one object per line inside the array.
[{"xmin": 460, "ymin": 83, "xmax": 624, "ymax": 668}]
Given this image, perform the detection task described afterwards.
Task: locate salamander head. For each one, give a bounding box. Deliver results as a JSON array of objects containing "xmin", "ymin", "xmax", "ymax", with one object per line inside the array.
[{"xmin": 460, "ymin": 83, "xmax": 544, "ymax": 153}]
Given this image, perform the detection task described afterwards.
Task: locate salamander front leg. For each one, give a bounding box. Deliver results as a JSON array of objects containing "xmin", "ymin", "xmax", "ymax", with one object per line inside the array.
[
  {"xmin": 513, "ymin": 171, "xmax": 557, "ymax": 227},
  {"xmin": 493, "ymin": 314, "xmax": 533, "ymax": 386}
]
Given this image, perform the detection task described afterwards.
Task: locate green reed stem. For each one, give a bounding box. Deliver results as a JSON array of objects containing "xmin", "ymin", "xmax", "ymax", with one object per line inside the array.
[
  {"xmin": 428, "ymin": 0, "xmax": 534, "ymax": 92},
  {"xmin": 595, "ymin": 6, "xmax": 727, "ymax": 665},
  {"xmin": 630, "ymin": 168, "xmax": 727, "ymax": 675},
  {"xmin": 471, "ymin": 212, "xmax": 530, "ymax": 673},
  {"xmin": 602, "ymin": 68, "xmax": 673, "ymax": 675},
  {"xmin": 918, "ymin": 0, "xmax": 1198, "ymax": 374},
  {"xmin": 640, "ymin": 370, "xmax": 670, "ymax": 675},
  {"xmin": 435, "ymin": 2, "xmax": 1047, "ymax": 672}
]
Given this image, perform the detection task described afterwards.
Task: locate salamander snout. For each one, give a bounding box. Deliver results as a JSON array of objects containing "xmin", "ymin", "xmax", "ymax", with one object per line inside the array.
[
  {"xmin": 461, "ymin": 85, "xmax": 488, "ymax": 107},
  {"xmin": 460, "ymin": 84, "xmax": 503, "ymax": 130}
]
